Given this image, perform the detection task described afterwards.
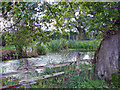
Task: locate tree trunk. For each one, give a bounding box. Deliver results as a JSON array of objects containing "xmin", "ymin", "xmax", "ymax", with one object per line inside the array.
[
  {"xmin": 93, "ymin": 30, "xmax": 120, "ymax": 82},
  {"xmin": 76, "ymin": 27, "xmax": 82, "ymax": 40},
  {"xmin": 82, "ymin": 29, "xmax": 87, "ymax": 40}
]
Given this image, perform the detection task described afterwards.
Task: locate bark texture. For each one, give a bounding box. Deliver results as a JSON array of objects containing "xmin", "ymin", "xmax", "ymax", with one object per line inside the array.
[{"xmin": 93, "ymin": 30, "xmax": 120, "ymax": 82}]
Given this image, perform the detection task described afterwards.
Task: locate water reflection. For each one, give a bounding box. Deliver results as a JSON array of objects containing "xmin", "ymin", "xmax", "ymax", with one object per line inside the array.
[{"xmin": 0, "ymin": 50, "xmax": 94, "ymax": 80}]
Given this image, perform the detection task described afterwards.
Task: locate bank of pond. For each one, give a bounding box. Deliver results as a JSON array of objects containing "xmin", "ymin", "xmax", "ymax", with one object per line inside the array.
[{"xmin": 0, "ymin": 39, "xmax": 100, "ymax": 61}]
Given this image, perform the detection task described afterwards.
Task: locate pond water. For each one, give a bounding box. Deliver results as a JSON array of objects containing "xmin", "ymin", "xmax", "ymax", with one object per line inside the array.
[{"xmin": 0, "ymin": 50, "xmax": 94, "ymax": 82}]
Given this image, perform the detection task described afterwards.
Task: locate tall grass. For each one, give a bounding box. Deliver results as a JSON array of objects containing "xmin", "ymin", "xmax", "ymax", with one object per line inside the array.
[
  {"xmin": 46, "ymin": 39, "xmax": 68, "ymax": 52},
  {"xmin": 36, "ymin": 42, "xmax": 48, "ymax": 55},
  {"xmin": 29, "ymin": 63, "xmax": 112, "ymax": 88},
  {"xmin": 46, "ymin": 39, "xmax": 101, "ymax": 52},
  {"xmin": 68, "ymin": 39, "xmax": 101, "ymax": 50}
]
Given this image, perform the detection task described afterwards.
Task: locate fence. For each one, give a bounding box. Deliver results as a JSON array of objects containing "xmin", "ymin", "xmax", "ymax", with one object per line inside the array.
[{"xmin": 0, "ymin": 53, "xmax": 93, "ymax": 89}]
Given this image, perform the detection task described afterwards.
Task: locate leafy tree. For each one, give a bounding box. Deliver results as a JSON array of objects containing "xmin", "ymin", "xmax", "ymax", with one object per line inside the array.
[
  {"xmin": 1, "ymin": 2, "xmax": 42, "ymax": 58},
  {"xmin": 81, "ymin": 2, "xmax": 120, "ymax": 82},
  {"xmin": 41, "ymin": 2, "xmax": 120, "ymax": 81},
  {"xmin": 1, "ymin": 1, "xmax": 120, "ymax": 82},
  {"xmin": 41, "ymin": 2, "xmax": 91, "ymax": 40}
]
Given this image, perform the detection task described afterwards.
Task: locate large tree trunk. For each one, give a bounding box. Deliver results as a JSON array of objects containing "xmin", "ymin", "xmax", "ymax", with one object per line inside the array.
[{"xmin": 93, "ymin": 30, "xmax": 120, "ymax": 82}]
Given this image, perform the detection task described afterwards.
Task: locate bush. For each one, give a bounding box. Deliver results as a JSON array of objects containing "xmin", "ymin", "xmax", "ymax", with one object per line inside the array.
[
  {"xmin": 46, "ymin": 40, "xmax": 62, "ymax": 52},
  {"xmin": 36, "ymin": 42, "xmax": 48, "ymax": 55},
  {"xmin": 46, "ymin": 39, "xmax": 68, "ymax": 52},
  {"xmin": 111, "ymin": 73, "xmax": 120, "ymax": 88},
  {"xmin": 0, "ymin": 50, "xmax": 17, "ymax": 61},
  {"xmin": 0, "ymin": 33, "xmax": 6, "ymax": 46},
  {"xmin": 22, "ymin": 46, "xmax": 39, "ymax": 58},
  {"xmin": 60, "ymin": 39, "xmax": 68, "ymax": 50}
]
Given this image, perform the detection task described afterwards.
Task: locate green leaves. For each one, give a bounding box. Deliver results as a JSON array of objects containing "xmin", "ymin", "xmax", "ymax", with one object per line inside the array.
[{"xmin": 111, "ymin": 73, "xmax": 120, "ymax": 87}]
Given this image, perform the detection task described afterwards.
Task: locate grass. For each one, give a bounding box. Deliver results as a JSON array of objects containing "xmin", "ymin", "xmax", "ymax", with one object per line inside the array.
[
  {"xmin": 68, "ymin": 39, "xmax": 101, "ymax": 51},
  {"xmin": 45, "ymin": 39, "xmax": 101, "ymax": 52},
  {"xmin": 0, "ymin": 39, "xmax": 100, "ymax": 52},
  {"xmin": 17, "ymin": 63, "xmax": 113, "ymax": 88},
  {"xmin": 1, "ymin": 61, "xmax": 118, "ymax": 88},
  {"xmin": 0, "ymin": 45, "xmax": 15, "ymax": 51},
  {"xmin": 1, "ymin": 76, "xmax": 20, "ymax": 87},
  {"xmin": 45, "ymin": 39, "xmax": 68, "ymax": 52},
  {"xmin": 36, "ymin": 42, "xmax": 48, "ymax": 55},
  {"xmin": 29, "ymin": 63, "xmax": 111, "ymax": 88}
]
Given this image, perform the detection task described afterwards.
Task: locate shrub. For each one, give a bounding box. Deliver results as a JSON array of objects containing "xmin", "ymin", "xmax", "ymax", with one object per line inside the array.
[
  {"xmin": 46, "ymin": 39, "xmax": 68, "ymax": 52},
  {"xmin": 60, "ymin": 39, "xmax": 68, "ymax": 50},
  {"xmin": 36, "ymin": 42, "xmax": 48, "ymax": 55},
  {"xmin": 22, "ymin": 46, "xmax": 38, "ymax": 58},
  {"xmin": 111, "ymin": 73, "xmax": 120, "ymax": 88},
  {"xmin": 0, "ymin": 33, "xmax": 6, "ymax": 46},
  {"xmin": 0, "ymin": 50, "xmax": 16, "ymax": 61},
  {"xmin": 46, "ymin": 40, "xmax": 62, "ymax": 52}
]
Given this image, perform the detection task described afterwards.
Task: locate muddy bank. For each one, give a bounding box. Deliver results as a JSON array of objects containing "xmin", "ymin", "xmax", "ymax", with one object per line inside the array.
[{"xmin": 0, "ymin": 49, "xmax": 38, "ymax": 61}]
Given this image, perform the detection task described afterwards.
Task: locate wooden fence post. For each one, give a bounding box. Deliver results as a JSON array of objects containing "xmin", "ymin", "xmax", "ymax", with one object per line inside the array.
[
  {"xmin": 23, "ymin": 60, "xmax": 30, "ymax": 88},
  {"xmin": 76, "ymin": 52, "xmax": 81, "ymax": 76}
]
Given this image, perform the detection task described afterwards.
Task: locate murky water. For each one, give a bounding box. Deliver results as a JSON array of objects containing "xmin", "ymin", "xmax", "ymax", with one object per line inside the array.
[{"xmin": 0, "ymin": 50, "xmax": 94, "ymax": 82}]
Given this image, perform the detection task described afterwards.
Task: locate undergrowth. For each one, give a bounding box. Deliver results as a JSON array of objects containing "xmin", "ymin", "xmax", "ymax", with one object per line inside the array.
[{"xmin": 29, "ymin": 63, "xmax": 113, "ymax": 88}]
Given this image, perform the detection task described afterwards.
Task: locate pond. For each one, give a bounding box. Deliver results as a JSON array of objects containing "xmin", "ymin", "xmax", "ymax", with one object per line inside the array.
[{"xmin": 0, "ymin": 50, "xmax": 95, "ymax": 84}]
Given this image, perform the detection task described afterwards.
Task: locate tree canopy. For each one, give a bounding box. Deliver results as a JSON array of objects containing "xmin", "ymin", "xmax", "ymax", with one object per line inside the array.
[{"xmin": 1, "ymin": 2, "xmax": 120, "ymax": 57}]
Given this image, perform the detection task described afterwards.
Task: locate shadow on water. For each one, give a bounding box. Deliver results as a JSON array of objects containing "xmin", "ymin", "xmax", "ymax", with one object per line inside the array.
[{"xmin": 0, "ymin": 50, "xmax": 95, "ymax": 83}]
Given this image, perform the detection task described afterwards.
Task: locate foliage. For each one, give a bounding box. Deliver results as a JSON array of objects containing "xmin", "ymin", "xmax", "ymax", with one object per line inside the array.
[
  {"xmin": 41, "ymin": 2, "xmax": 120, "ymax": 39},
  {"xmin": 1, "ymin": 61, "xmax": 115, "ymax": 89},
  {"xmin": 68, "ymin": 39, "xmax": 101, "ymax": 50},
  {"xmin": 1, "ymin": 33, "xmax": 6, "ymax": 46},
  {"xmin": 36, "ymin": 42, "xmax": 48, "ymax": 55},
  {"xmin": 1, "ymin": 2, "xmax": 45, "ymax": 57},
  {"xmin": 46, "ymin": 39, "xmax": 62, "ymax": 52},
  {"xmin": 46, "ymin": 39, "xmax": 100, "ymax": 52},
  {"xmin": 46, "ymin": 39, "xmax": 68, "ymax": 52},
  {"xmin": 67, "ymin": 73, "xmax": 109, "ymax": 88},
  {"xmin": 0, "ymin": 50, "xmax": 18, "ymax": 61},
  {"xmin": 29, "ymin": 63, "xmax": 110, "ymax": 88},
  {"xmin": 1, "ymin": 77, "xmax": 20, "ymax": 86},
  {"xmin": 1, "ymin": 2, "xmax": 120, "ymax": 84},
  {"xmin": 59, "ymin": 38, "xmax": 68, "ymax": 50},
  {"xmin": 0, "ymin": 45, "xmax": 15, "ymax": 51},
  {"xmin": 1, "ymin": 2, "xmax": 120, "ymax": 55},
  {"xmin": 82, "ymin": 2, "xmax": 120, "ymax": 33},
  {"xmin": 111, "ymin": 73, "xmax": 120, "ymax": 88}
]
